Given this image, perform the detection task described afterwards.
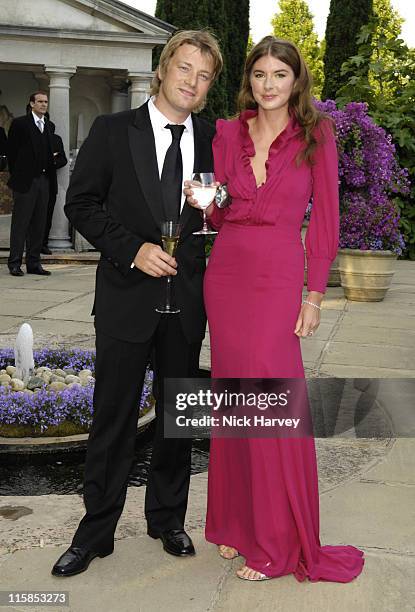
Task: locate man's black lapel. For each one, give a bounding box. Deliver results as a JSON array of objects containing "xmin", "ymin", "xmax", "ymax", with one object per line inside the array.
[
  {"xmin": 128, "ymin": 102, "xmax": 164, "ymax": 230},
  {"xmin": 26, "ymin": 114, "xmax": 39, "ymax": 160},
  {"xmin": 179, "ymin": 114, "xmax": 214, "ymax": 230}
]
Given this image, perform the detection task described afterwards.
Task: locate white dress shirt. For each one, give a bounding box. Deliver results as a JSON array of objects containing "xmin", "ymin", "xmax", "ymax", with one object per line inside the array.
[
  {"xmin": 131, "ymin": 98, "xmax": 195, "ymax": 269},
  {"xmin": 147, "ymin": 95, "xmax": 194, "ymax": 212},
  {"xmin": 32, "ymin": 112, "xmax": 45, "ymax": 132}
]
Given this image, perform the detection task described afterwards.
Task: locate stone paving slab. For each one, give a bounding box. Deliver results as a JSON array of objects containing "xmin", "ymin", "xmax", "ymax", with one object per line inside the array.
[
  {"xmin": 333, "ymin": 325, "xmax": 415, "ymax": 347},
  {"xmin": 0, "ymin": 331, "xmax": 95, "ymax": 353},
  {"xmin": 0, "ymin": 316, "xmax": 23, "ymax": 333},
  {"xmin": 0, "ymin": 473, "xmax": 208, "ymax": 557},
  {"xmin": 388, "ymin": 283, "xmax": 415, "ymax": 293},
  {"xmin": 319, "ymin": 309, "xmax": 343, "ymax": 320},
  {"xmin": 0, "ymin": 536, "xmax": 230, "ymax": 612},
  {"xmin": 307, "ymin": 321, "xmax": 336, "ymax": 341},
  {"xmin": 0, "ymin": 545, "xmax": 413, "ymax": 612},
  {"xmin": 370, "ymin": 380, "xmax": 415, "ymax": 437},
  {"xmin": 321, "ymin": 480, "xmax": 415, "ymax": 554},
  {"xmin": 380, "ymin": 290, "xmax": 415, "ymax": 304},
  {"xmin": 2, "ymin": 320, "xmax": 95, "ymax": 338},
  {"xmin": 214, "ymin": 552, "xmax": 414, "ymax": 612},
  {"xmin": 39, "ymin": 294, "xmax": 95, "ymax": 323},
  {"xmin": 300, "ymin": 339, "xmax": 327, "ymax": 362},
  {"xmin": 332, "ymin": 311, "xmax": 415, "ymax": 331},
  {"xmin": 1, "ymin": 288, "xmax": 82, "ymax": 304},
  {"xmin": 0, "ymin": 480, "xmax": 413, "ymax": 612},
  {"xmin": 345, "ymin": 301, "xmax": 415, "ymax": 318},
  {"xmin": 361, "ymin": 438, "xmax": 415, "ymax": 483},
  {"xmin": 322, "ymin": 342, "xmax": 414, "ymax": 370},
  {"xmin": 0, "ymin": 298, "xmax": 58, "ymax": 318},
  {"xmin": 0, "ymin": 267, "xmax": 95, "ymax": 293},
  {"xmin": 319, "ymin": 364, "xmax": 415, "ymax": 378}
]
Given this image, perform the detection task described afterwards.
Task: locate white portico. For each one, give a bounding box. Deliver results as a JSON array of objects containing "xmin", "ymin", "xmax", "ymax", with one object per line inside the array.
[{"xmin": 0, "ymin": 0, "xmax": 174, "ymax": 250}]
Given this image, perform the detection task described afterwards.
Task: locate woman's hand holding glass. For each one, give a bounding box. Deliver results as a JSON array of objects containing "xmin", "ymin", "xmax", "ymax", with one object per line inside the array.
[{"xmin": 183, "ymin": 178, "xmax": 220, "ymax": 219}]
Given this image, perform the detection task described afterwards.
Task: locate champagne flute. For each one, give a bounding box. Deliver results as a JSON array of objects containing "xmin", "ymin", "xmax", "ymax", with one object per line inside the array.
[
  {"xmin": 191, "ymin": 172, "xmax": 218, "ymax": 235},
  {"xmin": 155, "ymin": 221, "xmax": 182, "ymax": 314}
]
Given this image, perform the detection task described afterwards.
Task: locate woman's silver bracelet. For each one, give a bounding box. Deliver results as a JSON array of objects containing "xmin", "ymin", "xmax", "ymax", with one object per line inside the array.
[{"xmin": 302, "ymin": 299, "xmax": 321, "ymax": 310}]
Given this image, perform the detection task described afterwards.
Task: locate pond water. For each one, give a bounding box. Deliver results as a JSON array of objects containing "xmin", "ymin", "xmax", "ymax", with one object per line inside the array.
[{"xmin": 0, "ymin": 425, "xmax": 210, "ymax": 496}]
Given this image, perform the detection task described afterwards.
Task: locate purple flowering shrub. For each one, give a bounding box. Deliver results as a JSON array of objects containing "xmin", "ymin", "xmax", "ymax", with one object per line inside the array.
[
  {"xmin": 315, "ymin": 100, "xmax": 410, "ymax": 254},
  {"xmin": 0, "ymin": 348, "xmax": 153, "ymax": 435}
]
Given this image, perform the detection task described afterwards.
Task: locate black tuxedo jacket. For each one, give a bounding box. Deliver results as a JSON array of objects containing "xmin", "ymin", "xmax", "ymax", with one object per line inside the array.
[
  {"xmin": 6, "ymin": 114, "xmax": 55, "ymax": 193},
  {"xmin": 65, "ymin": 102, "xmax": 215, "ymax": 343}
]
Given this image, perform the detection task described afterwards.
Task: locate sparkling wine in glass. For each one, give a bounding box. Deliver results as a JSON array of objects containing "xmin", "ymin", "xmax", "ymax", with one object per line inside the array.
[
  {"xmin": 191, "ymin": 172, "xmax": 218, "ymax": 236},
  {"xmin": 155, "ymin": 221, "xmax": 181, "ymax": 314}
]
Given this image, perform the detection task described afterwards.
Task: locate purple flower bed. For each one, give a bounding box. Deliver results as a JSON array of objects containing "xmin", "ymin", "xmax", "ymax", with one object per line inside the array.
[
  {"xmin": 0, "ymin": 347, "xmax": 95, "ymax": 373},
  {"xmin": 315, "ymin": 100, "xmax": 410, "ymax": 254},
  {"xmin": 0, "ymin": 348, "xmax": 153, "ymax": 434}
]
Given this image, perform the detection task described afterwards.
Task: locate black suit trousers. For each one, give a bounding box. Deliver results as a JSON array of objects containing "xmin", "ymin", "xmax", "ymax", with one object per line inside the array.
[
  {"xmin": 43, "ymin": 188, "xmax": 57, "ymax": 247},
  {"xmin": 72, "ymin": 315, "xmax": 201, "ymax": 553},
  {"xmin": 8, "ymin": 174, "xmax": 49, "ymax": 268}
]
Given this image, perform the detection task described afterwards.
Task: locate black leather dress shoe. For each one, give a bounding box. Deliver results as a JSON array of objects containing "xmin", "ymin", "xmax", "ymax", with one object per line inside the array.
[
  {"xmin": 51, "ymin": 546, "xmax": 112, "ymax": 577},
  {"xmin": 27, "ymin": 265, "xmax": 51, "ymax": 276},
  {"xmin": 9, "ymin": 267, "xmax": 24, "ymax": 276},
  {"xmin": 41, "ymin": 246, "xmax": 52, "ymax": 255},
  {"xmin": 148, "ymin": 529, "xmax": 195, "ymax": 557}
]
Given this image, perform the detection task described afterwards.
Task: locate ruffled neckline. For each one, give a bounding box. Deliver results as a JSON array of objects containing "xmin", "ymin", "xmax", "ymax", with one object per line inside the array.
[
  {"xmin": 236, "ymin": 109, "xmax": 302, "ymax": 192},
  {"xmin": 238, "ymin": 108, "xmax": 302, "ymax": 158}
]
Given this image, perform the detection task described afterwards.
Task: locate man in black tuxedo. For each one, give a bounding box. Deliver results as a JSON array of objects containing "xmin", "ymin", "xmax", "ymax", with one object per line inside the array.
[
  {"xmin": 41, "ymin": 120, "xmax": 68, "ymax": 254},
  {"xmin": 6, "ymin": 91, "xmax": 53, "ymax": 276},
  {"xmin": 52, "ymin": 30, "xmax": 223, "ymax": 577}
]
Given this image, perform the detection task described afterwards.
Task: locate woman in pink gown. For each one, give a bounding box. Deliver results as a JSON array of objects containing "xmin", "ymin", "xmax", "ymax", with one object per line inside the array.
[{"xmin": 189, "ymin": 37, "xmax": 364, "ymax": 582}]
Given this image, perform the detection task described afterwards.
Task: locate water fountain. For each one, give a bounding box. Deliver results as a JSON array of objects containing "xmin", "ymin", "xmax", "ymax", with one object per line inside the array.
[
  {"xmin": 0, "ymin": 323, "xmax": 155, "ymax": 449},
  {"xmin": 14, "ymin": 323, "xmax": 35, "ymax": 383}
]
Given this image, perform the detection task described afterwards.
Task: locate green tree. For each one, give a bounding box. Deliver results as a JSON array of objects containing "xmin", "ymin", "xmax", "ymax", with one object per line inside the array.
[
  {"xmin": 322, "ymin": 0, "xmax": 373, "ymax": 100},
  {"xmin": 247, "ymin": 34, "xmax": 254, "ymax": 55},
  {"xmin": 369, "ymin": 0, "xmax": 404, "ymax": 98},
  {"xmin": 224, "ymin": 0, "xmax": 250, "ymax": 115},
  {"xmin": 200, "ymin": 0, "xmax": 229, "ymax": 122},
  {"xmin": 271, "ymin": 0, "xmax": 324, "ymax": 97},
  {"xmin": 337, "ymin": 23, "xmax": 415, "ymax": 259}
]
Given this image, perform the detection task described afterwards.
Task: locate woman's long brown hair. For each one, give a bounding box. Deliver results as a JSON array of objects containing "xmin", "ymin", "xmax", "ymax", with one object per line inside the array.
[{"xmin": 238, "ymin": 36, "xmax": 334, "ymax": 164}]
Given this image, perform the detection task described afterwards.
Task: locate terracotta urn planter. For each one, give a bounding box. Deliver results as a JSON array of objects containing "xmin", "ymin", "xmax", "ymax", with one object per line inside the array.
[{"xmin": 338, "ymin": 248, "xmax": 398, "ymax": 301}]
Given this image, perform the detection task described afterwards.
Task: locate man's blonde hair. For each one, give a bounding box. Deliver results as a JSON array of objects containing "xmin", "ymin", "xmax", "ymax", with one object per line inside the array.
[{"xmin": 151, "ymin": 29, "xmax": 223, "ymax": 111}]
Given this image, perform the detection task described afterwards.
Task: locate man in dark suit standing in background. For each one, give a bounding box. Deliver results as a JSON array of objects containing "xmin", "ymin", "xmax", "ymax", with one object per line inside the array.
[
  {"xmin": 6, "ymin": 91, "xmax": 53, "ymax": 276},
  {"xmin": 52, "ymin": 30, "xmax": 223, "ymax": 577},
  {"xmin": 41, "ymin": 120, "xmax": 68, "ymax": 254}
]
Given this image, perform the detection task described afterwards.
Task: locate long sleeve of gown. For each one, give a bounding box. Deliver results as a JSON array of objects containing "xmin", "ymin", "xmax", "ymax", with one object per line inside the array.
[
  {"xmin": 305, "ymin": 119, "xmax": 340, "ymax": 294},
  {"xmin": 209, "ymin": 119, "xmax": 231, "ymax": 230}
]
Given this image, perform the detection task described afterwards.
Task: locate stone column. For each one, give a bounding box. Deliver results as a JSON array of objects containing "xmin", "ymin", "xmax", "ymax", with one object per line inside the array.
[
  {"xmin": 128, "ymin": 72, "xmax": 154, "ymax": 109},
  {"xmin": 44, "ymin": 65, "xmax": 76, "ymax": 250},
  {"xmin": 109, "ymin": 75, "xmax": 129, "ymax": 114}
]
